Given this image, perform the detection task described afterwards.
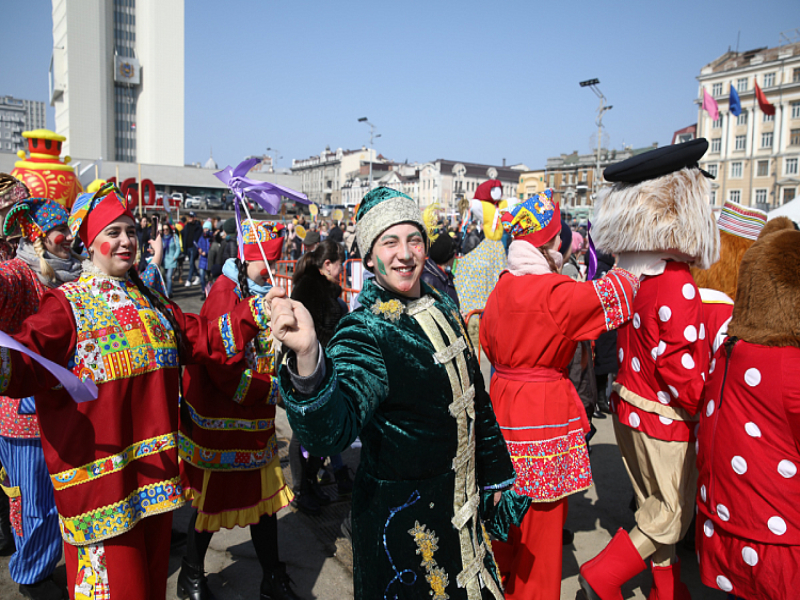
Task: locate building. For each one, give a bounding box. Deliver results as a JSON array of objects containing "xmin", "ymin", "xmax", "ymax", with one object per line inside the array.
[
  {"xmin": 516, "ymin": 170, "xmax": 546, "ymax": 200},
  {"xmin": 0, "ymin": 96, "xmax": 46, "ymax": 154},
  {"xmin": 291, "ymin": 146, "xmax": 377, "ymax": 205},
  {"xmin": 696, "ymin": 40, "xmax": 800, "ymax": 209},
  {"xmin": 418, "ymin": 159, "xmax": 523, "ymax": 211},
  {"xmin": 50, "ymin": 0, "xmax": 184, "ymax": 166},
  {"xmin": 672, "ymin": 124, "xmax": 697, "ymax": 145}
]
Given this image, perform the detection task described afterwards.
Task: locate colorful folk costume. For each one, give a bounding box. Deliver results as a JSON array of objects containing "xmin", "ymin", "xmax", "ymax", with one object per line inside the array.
[
  {"xmin": 690, "ymin": 201, "xmax": 767, "ymax": 355},
  {"xmin": 454, "ymin": 180, "xmax": 507, "ymax": 342},
  {"xmin": 0, "ymin": 186, "xmax": 272, "ymax": 600},
  {"xmin": 0, "ymin": 189, "xmax": 83, "ymax": 600},
  {"xmin": 696, "ymin": 219, "xmax": 800, "ymax": 599},
  {"xmin": 178, "ymin": 220, "xmax": 296, "ymax": 600},
  {"xmin": 480, "ymin": 191, "xmax": 640, "ymax": 600},
  {"xmin": 278, "ymin": 187, "xmax": 515, "ymax": 599},
  {"xmin": 579, "ymin": 139, "xmax": 721, "ymax": 600}
]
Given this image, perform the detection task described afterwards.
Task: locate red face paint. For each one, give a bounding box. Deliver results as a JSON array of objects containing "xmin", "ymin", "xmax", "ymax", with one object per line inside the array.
[
  {"xmin": 100, "ymin": 242, "xmax": 111, "ymax": 256},
  {"xmin": 260, "ymin": 268, "xmax": 268, "ymax": 277},
  {"xmin": 53, "ymin": 234, "xmax": 66, "ymax": 245}
]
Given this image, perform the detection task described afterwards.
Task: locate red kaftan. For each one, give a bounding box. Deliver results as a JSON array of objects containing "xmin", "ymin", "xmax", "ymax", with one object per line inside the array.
[{"xmin": 696, "ymin": 341, "xmax": 800, "ymax": 598}]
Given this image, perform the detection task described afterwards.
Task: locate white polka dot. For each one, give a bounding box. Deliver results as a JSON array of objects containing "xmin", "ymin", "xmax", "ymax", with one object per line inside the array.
[
  {"xmin": 629, "ymin": 412, "xmax": 641, "ymax": 428},
  {"xmin": 657, "ymin": 391, "xmax": 671, "ymax": 405},
  {"xmin": 768, "ymin": 516, "xmax": 787, "ymax": 536},
  {"xmin": 684, "ymin": 325, "xmax": 698, "ymax": 342},
  {"xmin": 633, "ymin": 313, "xmax": 641, "ymax": 329},
  {"xmin": 651, "ymin": 346, "xmax": 658, "ymax": 360},
  {"xmin": 658, "ymin": 306, "xmax": 672, "ymax": 322},
  {"xmin": 669, "ymin": 385, "xmax": 679, "ymax": 398},
  {"xmin": 700, "ymin": 484, "xmax": 707, "ymax": 502},
  {"xmin": 742, "ymin": 546, "xmax": 758, "ymax": 566},
  {"xmin": 682, "ymin": 354, "xmax": 695, "ymax": 369},
  {"xmin": 659, "ymin": 416, "xmax": 674, "ymax": 425},
  {"xmin": 706, "ymin": 400, "xmax": 715, "ymax": 417},
  {"xmin": 731, "ymin": 456, "xmax": 747, "ymax": 475},
  {"xmin": 695, "ymin": 440, "xmax": 699, "ymax": 454},
  {"xmin": 717, "ymin": 504, "xmax": 730, "ymax": 521},
  {"xmin": 716, "ymin": 575, "xmax": 733, "ymax": 592},
  {"xmin": 631, "ymin": 357, "xmax": 641, "ymax": 372},
  {"xmin": 618, "ymin": 348, "xmax": 624, "ymax": 363},
  {"xmin": 778, "ymin": 460, "xmax": 797, "ymax": 478},
  {"xmin": 709, "ymin": 358, "xmax": 716, "ymax": 373},
  {"xmin": 745, "ymin": 368, "xmax": 761, "ymax": 387},
  {"xmin": 703, "ymin": 519, "xmax": 714, "ymax": 537},
  {"xmin": 702, "ymin": 372, "xmax": 706, "ymax": 381},
  {"xmin": 682, "ymin": 283, "xmax": 696, "ymax": 299},
  {"xmin": 699, "ymin": 323, "xmax": 706, "ymax": 340},
  {"xmin": 745, "ymin": 422, "xmax": 761, "ymax": 438}
]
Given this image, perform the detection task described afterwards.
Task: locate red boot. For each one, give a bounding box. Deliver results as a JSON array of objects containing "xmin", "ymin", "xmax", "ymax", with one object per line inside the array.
[
  {"xmin": 579, "ymin": 528, "xmax": 647, "ymax": 600},
  {"xmin": 648, "ymin": 559, "xmax": 692, "ymax": 600}
]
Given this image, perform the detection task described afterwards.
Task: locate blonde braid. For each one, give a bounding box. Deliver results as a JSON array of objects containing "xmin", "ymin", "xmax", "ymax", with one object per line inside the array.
[
  {"xmin": 537, "ymin": 245, "xmax": 560, "ymax": 274},
  {"xmin": 33, "ymin": 237, "xmax": 56, "ymax": 281}
]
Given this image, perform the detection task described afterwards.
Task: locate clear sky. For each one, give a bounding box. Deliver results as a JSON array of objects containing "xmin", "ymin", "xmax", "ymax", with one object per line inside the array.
[{"xmin": 1, "ymin": 0, "xmax": 796, "ymax": 171}]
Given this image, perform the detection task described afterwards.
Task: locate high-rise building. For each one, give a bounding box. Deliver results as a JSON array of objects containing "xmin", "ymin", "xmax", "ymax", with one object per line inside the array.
[
  {"xmin": 49, "ymin": 0, "xmax": 184, "ymax": 166},
  {"xmin": 0, "ymin": 96, "xmax": 47, "ymax": 154}
]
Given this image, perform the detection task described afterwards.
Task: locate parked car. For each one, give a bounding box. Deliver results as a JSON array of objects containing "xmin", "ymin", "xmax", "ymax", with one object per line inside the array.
[
  {"xmin": 184, "ymin": 195, "xmax": 204, "ymax": 209},
  {"xmin": 170, "ymin": 192, "xmax": 185, "ymax": 206},
  {"xmin": 205, "ymin": 194, "xmax": 224, "ymax": 210}
]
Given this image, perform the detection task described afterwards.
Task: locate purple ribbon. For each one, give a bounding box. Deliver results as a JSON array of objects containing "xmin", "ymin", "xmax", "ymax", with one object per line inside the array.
[
  {"xmin": 586, "ymin": 220, "xmax": 599, "ymax": 281},
  {"xmin": 0, "ymin": 331, "xmax": 98, "ymax": 403}
]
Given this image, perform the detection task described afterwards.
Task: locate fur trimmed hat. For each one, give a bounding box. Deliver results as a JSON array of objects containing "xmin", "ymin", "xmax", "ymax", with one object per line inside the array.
[{"xmin": 592, "ymin": 167, "xmax": 719, "ymax": 269}]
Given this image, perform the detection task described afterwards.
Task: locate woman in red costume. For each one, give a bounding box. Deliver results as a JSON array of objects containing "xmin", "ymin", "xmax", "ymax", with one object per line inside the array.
[
  {"xmin": 178, "ymin": 219, "xmax": 297, "ymax": 600},
  {"xmin": 480, "ymin": 190, "xmax": 639, "ymax": 600},
  {"xmin": 0, "ymin": 184, "xmax": 277, "ymax": 600}
]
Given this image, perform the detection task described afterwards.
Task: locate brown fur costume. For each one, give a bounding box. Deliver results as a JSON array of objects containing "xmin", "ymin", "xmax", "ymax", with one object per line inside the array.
[
  {"xmin": 757, "ymin": 215, "xmax": 797, "ymax": 239},
  {"xmin": 690, "ymin": 231, "xmax": 752, "ymax": 299},
  {"xmin": 727, "ymin": 227, "xmax": 800, "ymax": 348}
]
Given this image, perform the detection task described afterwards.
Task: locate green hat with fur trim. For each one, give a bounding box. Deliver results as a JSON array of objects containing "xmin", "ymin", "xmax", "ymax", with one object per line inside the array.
[{"xmin": 355, "ymin": 187, "xmax": 426, "ymax": 257}]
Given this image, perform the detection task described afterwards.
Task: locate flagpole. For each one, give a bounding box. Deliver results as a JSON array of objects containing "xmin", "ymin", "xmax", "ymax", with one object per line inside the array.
[{"xmin": 748, "ymin": 77, "xmax": 757, "ymax": 207}]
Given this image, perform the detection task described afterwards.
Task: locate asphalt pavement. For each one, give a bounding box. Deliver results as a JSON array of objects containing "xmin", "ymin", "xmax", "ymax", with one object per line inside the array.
[{"xmin": 0, "ymin": 279, "xmax": 726, "ymax": 599}]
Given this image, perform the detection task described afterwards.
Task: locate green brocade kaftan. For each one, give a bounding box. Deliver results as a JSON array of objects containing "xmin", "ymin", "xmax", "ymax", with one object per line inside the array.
[{"xmin": 279, "ymin": 279, "xmax": 515, "ymax": 600}]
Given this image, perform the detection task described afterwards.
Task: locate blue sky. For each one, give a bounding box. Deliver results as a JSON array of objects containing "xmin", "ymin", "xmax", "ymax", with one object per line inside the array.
[{"xmin": 1, "ymin": 0, "xmax": 796, "ymax": 170}]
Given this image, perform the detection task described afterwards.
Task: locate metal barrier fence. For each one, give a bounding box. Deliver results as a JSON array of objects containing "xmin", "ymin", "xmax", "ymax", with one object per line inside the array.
[{"xmin": 270, "ymin": 259, "xmax": 364, "ymax": 303}]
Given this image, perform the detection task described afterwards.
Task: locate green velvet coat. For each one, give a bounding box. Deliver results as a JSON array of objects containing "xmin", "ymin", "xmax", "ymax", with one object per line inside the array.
[{"xmin": 279, "ymin": 279, "xmax": 515, "ymax": 600}]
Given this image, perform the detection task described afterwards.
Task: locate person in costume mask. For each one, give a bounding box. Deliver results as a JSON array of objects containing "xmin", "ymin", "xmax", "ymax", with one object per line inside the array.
[
  {"xmin": 0, "ymin": 183, "xmax": 82, "ymax": 600},
  {"xmin": 178, "ymin": 219, "xmax": 298, "ymax": 600},
  {"xmin": 0, "ymin": 184, "xmax": 279, "ymax": 600},
  {"xmin": 269, "ymin": 186, "xmax": 515, "ymax": 600},
  {"xmin": 580, "ymin": 139, "xmax": 720, "ymax": 600},
  {"xmin": 480, "ymin": 190, "xmax": 640, "ymax": 600}
]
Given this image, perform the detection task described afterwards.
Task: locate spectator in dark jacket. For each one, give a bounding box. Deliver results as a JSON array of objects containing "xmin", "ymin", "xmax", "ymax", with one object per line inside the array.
[
  {"xmin": 590, "ymin": 251, "xmax": 617, "ymax": 414},
  {"xmin": 421, "ymin": 232, "xmax": 459, "ymax": 308},
  {"xmin": 182, "ymin": 212, "xmax": 202, "ymax": 286},
  {"xmin": 327, "ymin": 222, "xmax": 344, "ymax": 244},
  {"xmin": 461, "ymin": 224, "xmax": 481, "ymax": 255}
]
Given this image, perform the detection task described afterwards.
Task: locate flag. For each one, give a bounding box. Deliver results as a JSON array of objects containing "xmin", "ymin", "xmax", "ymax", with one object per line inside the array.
[
  {"xmin": 754, "ymin": 80, "xmax": 775, "ymax": 116},
  {"xmin": 702, "ymin": 88, "xmax": 719, "ymax": 122},
  {"xmin": 729, "ymin": 85, "xmax": 742, "ymax": 116}
]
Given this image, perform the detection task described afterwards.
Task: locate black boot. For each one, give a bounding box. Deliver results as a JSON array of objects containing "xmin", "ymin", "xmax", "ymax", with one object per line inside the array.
[
  {"xmin": 0, "ymin": 485, "xmax": 14, "ymax": 556},
  {"xmin": 18, "ymin": 576, "xmax": 65, "ymax": 600},
  {"xmin": 260, "ymin": 562, "xmax": 301, "ymax": 600},
  {"xmin": 291, "ymin": 489, "xmax": 321, "ymax": 516},
  {"xmin": 176, "ymin": 557, "xmax": 215, "ymax": 600},
  {"xmin": 334, "ymin": 467, "xmax": 353, "ymax": 496}
]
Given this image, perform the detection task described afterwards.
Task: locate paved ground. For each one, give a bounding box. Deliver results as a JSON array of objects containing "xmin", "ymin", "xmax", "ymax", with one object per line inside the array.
[{"xmin": 0, "ymin": 279, "xmax": 726, "ymax": 599}]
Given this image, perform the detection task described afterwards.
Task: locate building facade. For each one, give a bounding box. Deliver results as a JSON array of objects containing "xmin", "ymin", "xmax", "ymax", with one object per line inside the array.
[
  {"xmin": 418, "ymin": 159, "xmax": 522, "ymax": 211},
  {"xmin": 50, "ymin": 0, "xmax": 184, "ymax": 166},
  {"xmin": 696, "ymin": 41, "xmax": 800, "ymax": 209},
  {"xmin": 291, "ymin": 147, "xmax": 377, "ymax": 205},
  {"xmin": 516, "ymin": 170, "xmax": 546, "ymax": 200},
  {"xmin": 0, "ymin": 96, "xmax": 46, "ymax": 154}
]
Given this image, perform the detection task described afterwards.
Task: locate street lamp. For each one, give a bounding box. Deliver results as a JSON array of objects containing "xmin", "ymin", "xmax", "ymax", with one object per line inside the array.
[
  {"xmin": 358, "ymin": 117, "xmax": 380, "ymax": 191},
  {"xmin": 579, "ymin": 79, "xmax": 613, "ymax": 204},
  {"xmin": 265, "ymin": 147, "xmax": 282, "ymax": 173}
]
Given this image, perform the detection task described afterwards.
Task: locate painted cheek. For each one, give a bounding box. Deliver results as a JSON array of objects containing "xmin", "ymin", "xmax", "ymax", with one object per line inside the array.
[
  {"xmin": 100, "ymin": 242, "xmax": 111, "ymax": 256},
  {"xmin": 53, "ymin": 234, "xmax": 66, "ymax": 245}
]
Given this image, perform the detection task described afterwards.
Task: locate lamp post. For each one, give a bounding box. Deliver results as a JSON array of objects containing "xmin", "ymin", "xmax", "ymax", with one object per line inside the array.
[
  {"xmin": 265, "ymin": 147, "xmax": 282, "ymax": 174},
  {"xmin": 579, "ymin": 79, "xmax": 613, "ymax": 204},
  {"xmin": 358, "ymin": 117, "xmax": 380, "ymax": 191}
]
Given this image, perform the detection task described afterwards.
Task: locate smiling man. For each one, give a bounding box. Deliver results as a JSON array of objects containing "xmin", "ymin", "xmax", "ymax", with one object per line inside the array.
[{"xmin": 271, "ymin": 187, "xmax": 514, "ymax": 600}]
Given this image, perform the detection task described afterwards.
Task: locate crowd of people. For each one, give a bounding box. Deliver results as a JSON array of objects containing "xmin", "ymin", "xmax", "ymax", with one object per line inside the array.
[{"xmin": 0, "ymin": 137, "xmax": 797, "ymax": 600}]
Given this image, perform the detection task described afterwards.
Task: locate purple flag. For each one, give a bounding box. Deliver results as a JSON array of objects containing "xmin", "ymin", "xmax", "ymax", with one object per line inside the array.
[{"xmin": 586, "ymin": 220, "xmax": 598, "ymax": 281}]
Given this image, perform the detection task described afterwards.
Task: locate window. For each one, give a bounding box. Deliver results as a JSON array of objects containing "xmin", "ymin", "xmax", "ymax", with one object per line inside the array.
[
  {"xmin": 757, "ymin": 160, "xmax": 769, "ymax": 177},
  {"xmin": 737, "ymin": 111, "xmax": 748, "ymax": 126},
  {"xmin": 710, "ymin": 138, "xmax": 722, "ymax": 153},
  {"xmin": 710, "ymin": 190, "xmax": 716, "ymax": 205},
  {"xmin": 786, "ymin": 158, "xmax": 799, "ymax": 176},
  {"xmin": 793, "ymin": 102, "xmax": 800, "ymax": 119},
  {"xmin": 754, "ymin": 189, "xmax": 768, "ymax": 204},
  {"xmin": 729, "ymin": 190, "xmax": 741, "ymax": 203},
  {"xmin": 712, "ymin": 83, "xmax": 723, "ymax": 97},
  {"xmin": 792, "ymin": 129, "xmax": 800, "ymax": 146},
  {"xmin": 764, "ymin": 73, "xmax": 775, "ymax": 88},
  {"xmin": 784, "ymin": 188, "xmax": 796, "ymax": 204},
  {"xmin": 712, "ymin": 117, "xmax": 722, "ymax": 129},
  {"xmin": 794, "ymin": 67, "xmax": 800, "ymax": 83},
  {"xmin": 734, "ymin": 135, "xmax": 747, "ymax": 151},
  {"xmin": 761, "ymin": 132, "xmax": 773, "ymax": 148},
  {"xmin": 737, "ymin": 78, "xmax": 748, "ymax": 92},
  {"xmin": 731, "ymin": 162, "xmax": 743, "ymax": 178},
  {"xmin": 707, "ymin": 164, "xmax": 718, "ymax": 178},
  {"xmin": 764, "ymin": 113, "xmax": 774, "ymax": 123}
]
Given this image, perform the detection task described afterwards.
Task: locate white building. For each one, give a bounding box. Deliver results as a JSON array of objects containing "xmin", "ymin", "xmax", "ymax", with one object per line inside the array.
[
  {"xmin": 418, "ymin": 159, "xmax": 523, "ymax": 211},
  {"xmin": 697, "ymin": 40, "xmax": 800, "ymax": 208},
  {"xmin": 0, "ymin": 96, "xmax": 46, "ymax": 153},
  {"xmin": 291, "ymin": 146, "xmax": 377, "ymax": 205},
  {"xmin": 50, "ymin": 0, "xmax": 184, "ymax": 166}
]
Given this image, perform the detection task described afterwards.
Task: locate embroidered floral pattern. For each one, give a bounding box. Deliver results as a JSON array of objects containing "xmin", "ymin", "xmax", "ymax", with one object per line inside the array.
[
  {"xmin": 408, "ymin": 520, "xmax": 449, "ymax": 599},
  {"xmin": 184, "ymin": 401, "xmax": 274, "ymax": 431},
  {"xmin": 60, "ymin": 477, "xmax": 184, "ymax": 545},
  {"xmin": 427, "ymin": 567, "xmax": 450, "ymax": 600},
  {"xmin": 51, "ymin": 433, "xmax": 177, "ymax": 491},
  {"xmin": 177, "ymin": 433, "xmax": 278, "ymax": 471},
  {"xmin": 371, "ymin": 299, "xmax": 405, "ymax": 322},
  {"xmin": 0, "ymin": 347, "xmax": 10, "ymax": 394},
  {"xmin": 232, "ymin": 370, "xmax": 252, "ymax": 404},
  {"xmin": 218, "ymin": 313, "xmax": 239, "ymax": 358},
  {"xmin": 248, "ymin": 296, "xmax": 270, "ymax": 329},
  {"xmin": 75, "ymin": 542, "xmax": 110, "ymax": 600},
  {"xmin": 592, "ymin": 276, "xmax": 625, "ymax": 331}
]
